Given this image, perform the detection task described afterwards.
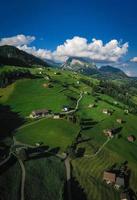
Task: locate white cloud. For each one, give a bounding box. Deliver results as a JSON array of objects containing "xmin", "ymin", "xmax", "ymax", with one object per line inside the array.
[
  {"xmin": 53, "ymin": 37, "xmax": 128, "ymax": 62},
  {"xmin": 130, "ymin": 57, "xmax": 137, "ymax": 62},
  {"xmin": 18, "ymin": 45, "xmax": 53, "ymax": 60},
  {"xmin": 0, "ymin": 35, "xmax": 128, "ymax": 63},
  {"xmin": 0, "ymin": 34, "xmax": 35, "ymax": 46}
]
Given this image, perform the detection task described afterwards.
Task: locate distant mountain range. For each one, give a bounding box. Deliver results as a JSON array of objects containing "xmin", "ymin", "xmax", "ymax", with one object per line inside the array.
[
  {"xmin": 0, "ymin": 45, "xmax": 131, "ymax": 79},
  {"xmin": 61, "ymin": 57, "xmax": 128, "ymax": 79},
  {"xmin": 0, "ymin": 45, "xmax": 49, "ymax": 67}
]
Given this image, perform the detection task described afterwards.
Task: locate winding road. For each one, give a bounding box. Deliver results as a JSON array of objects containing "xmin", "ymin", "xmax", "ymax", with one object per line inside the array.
[{"xmin": 18, "ymin": 158, "xmax": 26, "ymax": 200}]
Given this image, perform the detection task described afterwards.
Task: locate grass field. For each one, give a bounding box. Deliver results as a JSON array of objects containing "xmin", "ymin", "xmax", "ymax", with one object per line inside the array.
[
  {"xmin": 0, "ymin": 157, "xmax": 65, "ymax": 200},
  {"xmin": 15, "ymin": 118, "xmax": 80, "ymax": 150},
  {"xmin": 1, "ymin": 67, "xmax": 137, "ymax": 200},
  {"xmin": 71, "ymin": 92, "xmax": 137, "ymax": 199}
]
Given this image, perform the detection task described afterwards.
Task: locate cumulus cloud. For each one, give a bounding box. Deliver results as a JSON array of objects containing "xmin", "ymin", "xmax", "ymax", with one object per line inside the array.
[
  {"xmin": 0, "ymin": 34, "xmax": 35, "ymax": 46},
  {"xmin": 130, "ymin": 57, "xmax": 137, "ymax": 62},
  {"xmin": 18, "ymin": 45, "xmax": 53, "ymax": 60},
  {"xmin": 53, "ymin": 37, "xmax": 128, "ymax": 62},
  {"xmin": 0, "ymin": 35, "xmax": 128, "ymax": 63}
]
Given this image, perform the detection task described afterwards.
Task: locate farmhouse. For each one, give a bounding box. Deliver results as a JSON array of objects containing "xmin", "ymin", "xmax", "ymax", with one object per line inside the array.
[
  {"xmin": 102, "ymin": 109, "xmax": 111, "ymax": 115},
  {"xmin": 113, "ymin": 101, "xmax": 118, "ymax": 105},
  {"xmin": 43, "ymin": 83, "xmax": 49, "ymax": 88},
  {"xmin": 116, "ymin": 118, "xmax": 123, "ymax": 124},
  {"xmin": 103, "ymin": 129, "xmax": 114, "ymax": 138},
  {"xmin": 30, "ymin": 109, "xmax": 51, "ymax": 118},
  {"xmin": 88, "ymin": 104, "xmax": 95, "ymax": 108},
  {"xmin": 115, "ymin": 177, "xmax": 125, "ymax": 189},
  {"xmin": 103, "ymin": 171, "xmax": 116, "ymax": 184},
  {"xmin": 124, "ymin": 109, "xmax": 129, "ymax": 114},
  {"xmin": 53, "ymin": 113, "xmax": 60, "ymax": 119},
  {"xmin": 127, "ymin": 135, "xmax": 136, "ymax": 142},
  {"xmin": 62, "ymin": 106, "xmax": 69, "ymax": 112}
]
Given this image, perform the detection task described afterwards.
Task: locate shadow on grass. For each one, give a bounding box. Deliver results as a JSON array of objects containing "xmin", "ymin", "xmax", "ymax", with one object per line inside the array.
[
  {"xmin": 63, "ymin": 177, "xmax": 87, "ymax": 200},
  {"xmin": 0, "ymin": 155, "xmax": 17, "ymax": 175},
  {"xmin": 26, "ymin": 147, "xmax": 60, "ymax": 160},
  {"xmin": 0, "ymin": 104, "xmax": 25, "ymax": 140}
]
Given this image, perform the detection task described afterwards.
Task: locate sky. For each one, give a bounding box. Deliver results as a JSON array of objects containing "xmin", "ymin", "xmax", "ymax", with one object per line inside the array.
[{"xmin": 0, "ymin": 0, "xmax": 137, "ymax": 76}]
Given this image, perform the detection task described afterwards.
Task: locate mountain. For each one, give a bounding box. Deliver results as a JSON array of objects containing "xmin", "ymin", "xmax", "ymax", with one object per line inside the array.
[
  {"xmin": 61, "ymin": 57, "xmax": 128, "ymax": 80},
  {"xmin": 61, "ymin": 57, "xmax": 99, "ymax": 75},
  {"xmin": 0, "ymin": 45, "xmax": 49, "ymax": 67},
  {"xmin": 99, "ymin": 65, "xmax": 128, "ymax": 79}
]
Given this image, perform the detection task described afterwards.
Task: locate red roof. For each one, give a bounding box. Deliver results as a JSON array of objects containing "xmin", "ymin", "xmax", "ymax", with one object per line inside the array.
[{"xmin": 103, "ymin": 171, "xmax": 116, "ymax": 183}]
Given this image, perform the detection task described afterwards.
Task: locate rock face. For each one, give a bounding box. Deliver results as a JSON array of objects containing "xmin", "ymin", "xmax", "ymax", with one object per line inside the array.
[
  {"xmin": 61, "ymin": 57, "xmax": 128, "ymax": 79},
  {"xmin": 61, "ymin": 57, "xmax": 99, "ymax": 75},
  {"xmin": 0, "ymin": 45, "xmax": 49, "ymax": 67}
]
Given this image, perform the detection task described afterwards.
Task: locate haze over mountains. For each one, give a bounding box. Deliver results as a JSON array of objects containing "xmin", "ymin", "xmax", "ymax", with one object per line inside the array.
[{"xmin": 0, "ymin": 45, "xmax": 133, "ymax": 79}]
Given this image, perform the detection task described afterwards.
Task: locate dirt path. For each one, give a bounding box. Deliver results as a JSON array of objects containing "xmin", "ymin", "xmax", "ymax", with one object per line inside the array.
[
  {"xmin": 65, "ymin": 157, "xmax": 72, "ymax": 200},
  {"xmin": 18, "ymin": 158, "xmax": 26, "ymax": 200},
  {"xmin": 64, "ymin": 91, "xmax": 83, "ymax": 115},
  {"xmin": 84, "ymin": 137, "xmax": 111, "ymax": 158}
]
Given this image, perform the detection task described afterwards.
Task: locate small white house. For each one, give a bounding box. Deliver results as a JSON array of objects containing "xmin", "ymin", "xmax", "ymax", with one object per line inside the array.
[
  {"xmin": 53, "ymin": 114, "xmax": 60, "ymax": 119},
  {"xmin": 102, "ymin": 109, "xmax": 111, "ymax": 115},
  {"xmin": 63, "ymin": 106, "xmax": 69, "ymax": 112}
]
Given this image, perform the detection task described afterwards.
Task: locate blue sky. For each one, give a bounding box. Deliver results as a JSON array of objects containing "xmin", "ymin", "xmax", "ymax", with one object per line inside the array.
[{"xmin": 0, "ymin": 0, "xmax": 137, "ymax": 76}]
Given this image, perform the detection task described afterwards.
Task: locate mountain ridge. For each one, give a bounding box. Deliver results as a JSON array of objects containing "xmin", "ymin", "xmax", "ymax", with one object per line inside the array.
[{"xmin": 0, "ymin": 45, "xmax": 49, "ymax": 67}]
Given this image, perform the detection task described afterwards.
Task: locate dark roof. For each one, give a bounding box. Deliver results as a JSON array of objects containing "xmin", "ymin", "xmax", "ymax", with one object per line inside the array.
[
  {"xmin": 103, "ymin": 171, "xmax": 116, "ymax": 182},
  {"xmin": 116, "ymin": 177, "xmax": 125, "ymax": 186},
  {"xmin": 32, "ymin": 109, "xmax": 49, "ymax": 115}
]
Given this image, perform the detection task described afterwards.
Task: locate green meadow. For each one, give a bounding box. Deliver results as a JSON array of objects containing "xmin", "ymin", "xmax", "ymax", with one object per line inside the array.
[
  {"xmin": 0, "ymin": 67, "xmax": 137, "ymax": 200},
  {"xmin": 16, "ymin": 118, "xmax": 80, "ymax": 150}
]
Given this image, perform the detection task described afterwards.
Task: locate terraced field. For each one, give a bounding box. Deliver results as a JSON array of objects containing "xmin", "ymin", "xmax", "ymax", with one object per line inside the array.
[{"xmin": 0, "ymin": 157, "xmax": 65, "ymax": 200}]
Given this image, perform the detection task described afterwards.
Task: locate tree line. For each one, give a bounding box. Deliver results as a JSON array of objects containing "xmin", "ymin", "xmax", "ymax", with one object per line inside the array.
[
  {"xmin": 0, "ymin": 68, "xmax": 33, "ymax": 88},
  {"xmin": 92, "ymin": 80, "xmax": 137, "ymax": 114}
]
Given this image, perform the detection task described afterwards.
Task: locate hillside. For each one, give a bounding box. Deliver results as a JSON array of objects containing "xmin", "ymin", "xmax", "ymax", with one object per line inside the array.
[
  {"xmin": 0, "ymin": 45, "xmax": 49, "ymax": 67},
  {"xmin": 61, "ymin": 57, "xmax": 130, "ymax": 80},
  {"xmin": 0, "ymin": 66, "xmax": 137, "ymax": 200},
  {"xmin": 99, "ymin": 65, "xmax": 128, "ymax": 79}
]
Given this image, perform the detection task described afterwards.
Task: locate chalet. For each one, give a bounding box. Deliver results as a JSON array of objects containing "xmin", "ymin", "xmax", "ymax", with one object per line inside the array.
[
  {"xmin": 127, "ymin": 135, "xmax": 136, "ymax": 142},
  {"xmin": 43, "ymin": 83, "xmax": 49, "ymax": 88},
  {"xmin": 103, "ymin": 171, "xmax": 116, "ymax": 184},
  {"xmin": 62, "ymin": 106, "xmax": 69, "ymax": 112},
  {"xmin": 115, "ymin": 177, "xmax": 125, "ymax": 189},
  {"xmin": 116, "ymin": 118, "xmax": 123, "ymax": 124},
  {"xmin": 30, "ymin": 109, "xmax": 50, "ymax": 118},
  {"xmin": 102, "ymin": 109, "xmax": 111, "ymax": 115},
  {"xmin": 114, "ymin": 101, "xmax": 118, "ymax": 105},
  {"xmin": 53, "ymin": 113, "xmax": 60, "ymax": 119},
  {"xmin": 88, "ymin": 104, "xmax": 95, "ymax": 108},
  {"xmin": 120, "ymin": 192, "xmax": 130, "ymax": 200},
  {"xmin": 103, "ymin": 129, "xmax": 114, "ymax": 138},
  {"xmin": 124, "ymin": 109, "xmax": 129, "ymax": 114}
]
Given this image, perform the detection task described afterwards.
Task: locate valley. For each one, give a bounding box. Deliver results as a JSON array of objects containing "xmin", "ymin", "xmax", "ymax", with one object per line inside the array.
[{"xmin": 0, "ymin": 63, "xmax": 137, "ymax": 200}]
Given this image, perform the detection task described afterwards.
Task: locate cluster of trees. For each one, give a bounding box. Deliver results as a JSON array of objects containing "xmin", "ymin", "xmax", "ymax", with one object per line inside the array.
[
  {"xmin": 80, "ymin": 78, "xmax": 94, "ymax": 87},
  {"xmin": 0, "ymin": 68, "xmax": 33, "ymax": 87},
  {"xmin": 93, "ymin": 80, "xmax": 137, "ymax": 114}
]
